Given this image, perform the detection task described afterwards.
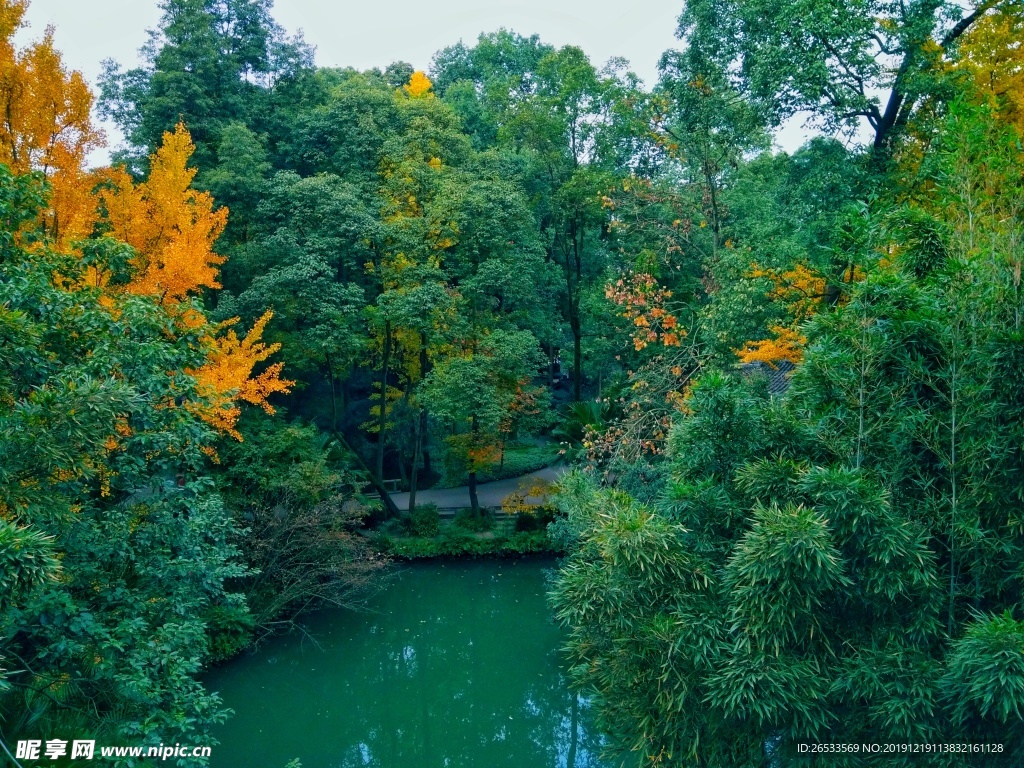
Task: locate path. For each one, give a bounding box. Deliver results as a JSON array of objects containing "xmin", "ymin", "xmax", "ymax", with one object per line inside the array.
[{"xmin": 389, "ymin": 464, "xmax": 567, "ymax": 512}]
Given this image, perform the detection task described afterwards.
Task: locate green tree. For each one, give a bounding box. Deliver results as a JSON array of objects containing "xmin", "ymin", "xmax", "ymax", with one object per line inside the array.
[
  {"xmin": 676, "ymin": 0, "xmax": 1009, "ymax": 154},
  {"xmin": 99, "ymin": 0, "xmax": 312, "ymax": 169},
  {"xmin": 550, "ymin": 98, "xmax": 1024, "ymax": 766},
  {"xmin": 424, "ymin": 329, "xmax": 545, "ymax": 515},
  {"xmin": 0, "ymin": 167, "xmax": 245, "ymax": 751}
]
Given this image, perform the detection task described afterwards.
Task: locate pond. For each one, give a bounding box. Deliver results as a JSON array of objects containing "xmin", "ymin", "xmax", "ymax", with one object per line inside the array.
[{"xmin": 205, "ymin": 559, "xmax": 608, "ymax": 768}]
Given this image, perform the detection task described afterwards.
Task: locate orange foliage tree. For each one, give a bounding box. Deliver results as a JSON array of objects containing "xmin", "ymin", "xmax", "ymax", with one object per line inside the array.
[
  {"xmin": 605, "ymin": 271, "xmax": 686, "ymax": 351},
  {"xmin": 734, "ymin": 325, "xmax": 807, "ymax": 368},
  {"xmin": 100, "ymin": 124, "xmax": 227, "ymax": 303},
  {"xmin": 735, "ymin": 260, "xmax": 864, "ymax": 368},
  {"xmin": 404, "ymin": 70, "xmax": 434, "ymax": 99},
  {"xmin": 187, "ymin": 312, "xmax": 291, "ymax": 440},
  {"xmin": 0, "ymin": 0, "xmax": 290, "ymax": 440},
  {"xmin": 0, "ymin": 0, "xmax": 103, "ymax": 248},
  {"xmin": 98, "ymin": 124, "xmax": 292, "ymax": 437}
]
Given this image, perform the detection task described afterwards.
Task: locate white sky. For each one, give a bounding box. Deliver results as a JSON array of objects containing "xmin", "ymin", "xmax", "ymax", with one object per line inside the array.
[{"xmin": 20, "ymin": 0, "xmax": 815, "ymax": 165}]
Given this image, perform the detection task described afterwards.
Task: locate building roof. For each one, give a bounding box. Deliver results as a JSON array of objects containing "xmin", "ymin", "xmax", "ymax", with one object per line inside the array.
[{"xmin": 739, "ymin": 360, "xmax": 795, "ymax": 395}]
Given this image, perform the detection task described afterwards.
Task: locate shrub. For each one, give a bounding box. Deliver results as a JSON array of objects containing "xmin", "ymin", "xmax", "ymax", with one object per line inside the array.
[
  {"xmin": 408, "ymin": 504, "xmax": 441, "ymax": 537},
  {"xmin": 204, "ymin": 604, "xmax": 255, "ymax": 662},
  {"xmin": 436, "ymin": 442, "xmax": 558, "ymax": 487},
  {"xmin": 242, "ymin": 496, "xmax": 390, "ymax": 625},
  {"xmin": 453, "ymin": 508, "xmax": 494, "ymax": 532},
  {"xmin": 502, "ymin": 530, "xmax": 553, "ymax": 554},
  {"xmin": 375, "ymin": 528, "xmax": 559, "ymax": 559},
  {"xmin": 377, "ymin": 516, "xmax": 409, "ymax": 536},
  {"xmin": 514, "ymin": 505, "xmax": 557, "ymax": 532}
]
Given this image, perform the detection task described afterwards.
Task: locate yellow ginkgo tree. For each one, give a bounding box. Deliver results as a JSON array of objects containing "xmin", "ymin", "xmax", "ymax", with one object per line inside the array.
[
  {"xmin": 97, "ymin": 124, "xmax": 293, "ymax": 438},
  {"xmin": 0, "ymin": 0, "xmax": 103, "ymax": 248},
  {"xmin": 0, "ymin": 0, "xmax": 291, "ymax": 440}
]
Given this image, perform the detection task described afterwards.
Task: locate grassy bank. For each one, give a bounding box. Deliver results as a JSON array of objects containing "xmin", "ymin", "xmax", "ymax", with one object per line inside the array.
[{"xmin": 369, "ymin": 504, "xmax": 560, "ymax": 559}]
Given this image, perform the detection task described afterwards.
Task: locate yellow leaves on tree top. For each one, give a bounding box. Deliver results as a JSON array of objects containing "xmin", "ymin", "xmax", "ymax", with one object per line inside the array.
[
  {"xmin": 0, "ymin": 0, "xmax": 103, "ymax": 248},
  {"xmin": 404, "ymin": 70, "xmax": 434, "ymax": 98},
  {"xmin": 189, "ymin": 310, "xmax": 295, "ymax": 440},
  {"xmin": 0, "ymin": 0, "xmax": 26, "ymax": 40},
  {"xmin": 101, "ymin": 124, "xmax": 227, "ymax": 303},
  {"xmin": 734, "ymin": 325, "xmax": 807, "ymax": 368},
  {"xmin": 958, "ymin": 10, "xmax": 1024, "ymax": 134}
]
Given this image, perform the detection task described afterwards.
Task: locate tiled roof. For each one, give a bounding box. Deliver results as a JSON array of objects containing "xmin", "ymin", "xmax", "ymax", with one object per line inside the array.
[{"xmin": 739, "ymin": 360, "xmax": 795, "ymax": 394}]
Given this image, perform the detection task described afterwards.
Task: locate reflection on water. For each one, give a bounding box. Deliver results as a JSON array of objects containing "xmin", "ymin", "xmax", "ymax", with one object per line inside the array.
[{"xmin": 205, "ymin": 559, "xmax": 607, "ymax": 768}]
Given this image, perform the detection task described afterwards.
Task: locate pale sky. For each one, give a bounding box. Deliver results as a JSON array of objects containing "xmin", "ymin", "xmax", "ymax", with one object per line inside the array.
[{"xmin": 20, "ymin": 0, "xmax": 814, "ymax": 164}]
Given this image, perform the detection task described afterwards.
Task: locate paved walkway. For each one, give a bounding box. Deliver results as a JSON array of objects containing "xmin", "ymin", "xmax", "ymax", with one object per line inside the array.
[{"xmin": 389, "ymin": 465, "xmax": 567, "ymax": 512}]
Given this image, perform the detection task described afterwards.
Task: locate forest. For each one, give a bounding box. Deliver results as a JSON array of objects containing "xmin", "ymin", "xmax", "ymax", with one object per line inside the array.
[{"xmin": 2, "ymin": 0, "xmax": 1024, "ymax": 765}]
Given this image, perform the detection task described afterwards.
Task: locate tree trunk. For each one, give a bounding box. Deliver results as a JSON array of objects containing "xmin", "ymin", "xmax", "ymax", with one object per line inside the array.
[
  {"xmin": 561, "ymin": 219, "xmax": 584, "ymax": 403},
  {"xmin": 468, "ymin": 469, "xmax": 480, "ymax": 517},
  {"xmin": 332, "ymin": 429, "xmax": 401, "ymax": 518},
  {"xmin": 419, "ymin": 332, "xmax": 432, "ymax": 481},
  {"xmin": 397, "ymin": 446, "xmax": 408, "ymax": 488},
  {"xmin": 422, "ymin": 427, "xmax": 432, "ymax": 477},
  {"xmin": 572, "ymin": 216, "xmax": 584, "ymax": 401},
  {"xmin": 325, "ymin": 350, "xmax": 338, "ymax": 433},
  {"xmin": 376, "ymin": 321, "xmax": 392, "ymax": 482},
  {"xmin": 572, "ymin": 320, "xmax": 582, "ymax": 402},
  {"xmin": 469, "ymin": 414, "xmax": 480, "ymax": 516},
  {"xmin": 409, "ymin": 408, "xmax": 425, "ymax": 511}
]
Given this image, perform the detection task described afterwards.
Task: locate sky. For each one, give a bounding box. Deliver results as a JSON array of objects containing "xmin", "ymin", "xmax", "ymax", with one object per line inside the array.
[{"xmin": 20, "ymin": 0, "xmax": 815, "ymax": 164}]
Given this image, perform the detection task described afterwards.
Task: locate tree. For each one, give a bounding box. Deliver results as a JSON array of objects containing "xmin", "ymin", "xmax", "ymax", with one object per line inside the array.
[
  {"xmin": 99, "ymin": 123, "xmax": 293, "ymax": 438},
  {"xmin": 101, "ymin": 123, "xmax": 228, "ymax": 302},
  {"xmin": 0, "ymin": 166, "xmax": 246, "ymax": 750},
  {"xmin": 431, "ymin": 29, "xmax": 555, "ymax": 149},
  {"xmin": 424, "ymin": 329, "xmax": 544, "ymax": 515},
  {"xmin": 550, "ymin": 96, "xmax": 1024, "ymax": 766},
  {"xmin": 676, "ymin": 0, "xmax": 1012, "ymax": 153},
  {"xmin": 957, "ymin": 8, "xmax": 1024, "ymax": 133},
  {"xmin": 98, "ymin": 0, "xmax": 312, "ymax": 169},
  {"xmin": 0, "ymin": 0, "xmax": 103, "ymax": 248}
]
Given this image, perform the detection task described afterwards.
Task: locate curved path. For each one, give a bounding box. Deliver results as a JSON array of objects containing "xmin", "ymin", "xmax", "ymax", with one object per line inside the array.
[{"xmin": 389, "ymin": 464, "xmax": 567, "ymax": 512}]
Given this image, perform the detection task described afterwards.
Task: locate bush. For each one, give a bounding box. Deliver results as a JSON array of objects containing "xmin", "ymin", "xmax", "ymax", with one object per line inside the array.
[
  {"xmin": 377, "ymin": 516, "xmax": 409, "ymax": 536},
  {"xmin": 242, "ymin": 497, "xmax": 390, "ymax": 625},
  {"xmin": 408, "ymin": 504, "xmax": 441, "ymax": 537},
  {"xmin": 502, "ymin": 530, "xmax": 554, "ymax": 554},
  {"xmin": 453, "ymin": 508, "xmax": 494, "ymax": 532},
  {"xmin": 204, "ymin": 604, "xmax": 255, "ymax": 662},
  {"xmin": 514, "ymin": 505, "xmax": 557, "ymax": 532},
  {"xmin": 374, "ymin": 528, "xmax": 558, "ymax": 559}
]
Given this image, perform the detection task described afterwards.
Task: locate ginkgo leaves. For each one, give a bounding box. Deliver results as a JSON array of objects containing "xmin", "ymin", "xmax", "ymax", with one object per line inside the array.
[
  {"xmin": 97, "ymin": 124, "xmax": 292, "ymax": 438},
  {"xmin": 101, "ymin": 124, "xmax": 227, "ymax": 302},
  {"xmin": 958, "ymin": 10, "xmax": 1024, "ymax": 135},
  {"xmin": 0, "ymin": 0, "xmax": 102, "ymax": 247},
  {"xmin": 404, "ymin": 70, "xmax": 433, "ymax": 99},
  {"xmin": 188, "ymin": 311, "xmax": 293, "ymax": 440}
]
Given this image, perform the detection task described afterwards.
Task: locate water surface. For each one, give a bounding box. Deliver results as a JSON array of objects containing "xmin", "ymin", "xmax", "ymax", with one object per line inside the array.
[{"xmin": 206, "ymin": 559, "xmax": 606, "ymax": 768}]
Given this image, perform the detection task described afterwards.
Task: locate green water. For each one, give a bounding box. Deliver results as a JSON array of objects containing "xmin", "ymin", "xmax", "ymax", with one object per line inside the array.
[{"xmin": 205, "ymin": 559, "xmax": 607, "ymax": 768}]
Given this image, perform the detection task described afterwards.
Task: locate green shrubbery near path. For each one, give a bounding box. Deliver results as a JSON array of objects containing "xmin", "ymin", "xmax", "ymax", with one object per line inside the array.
[
  {"xmin": 374, "ymin": 528, "xmax": 555, "ymax": 559},
  {"xmin": 372, "ymin": 507, "xmax": 558, "ymax": 559}
]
